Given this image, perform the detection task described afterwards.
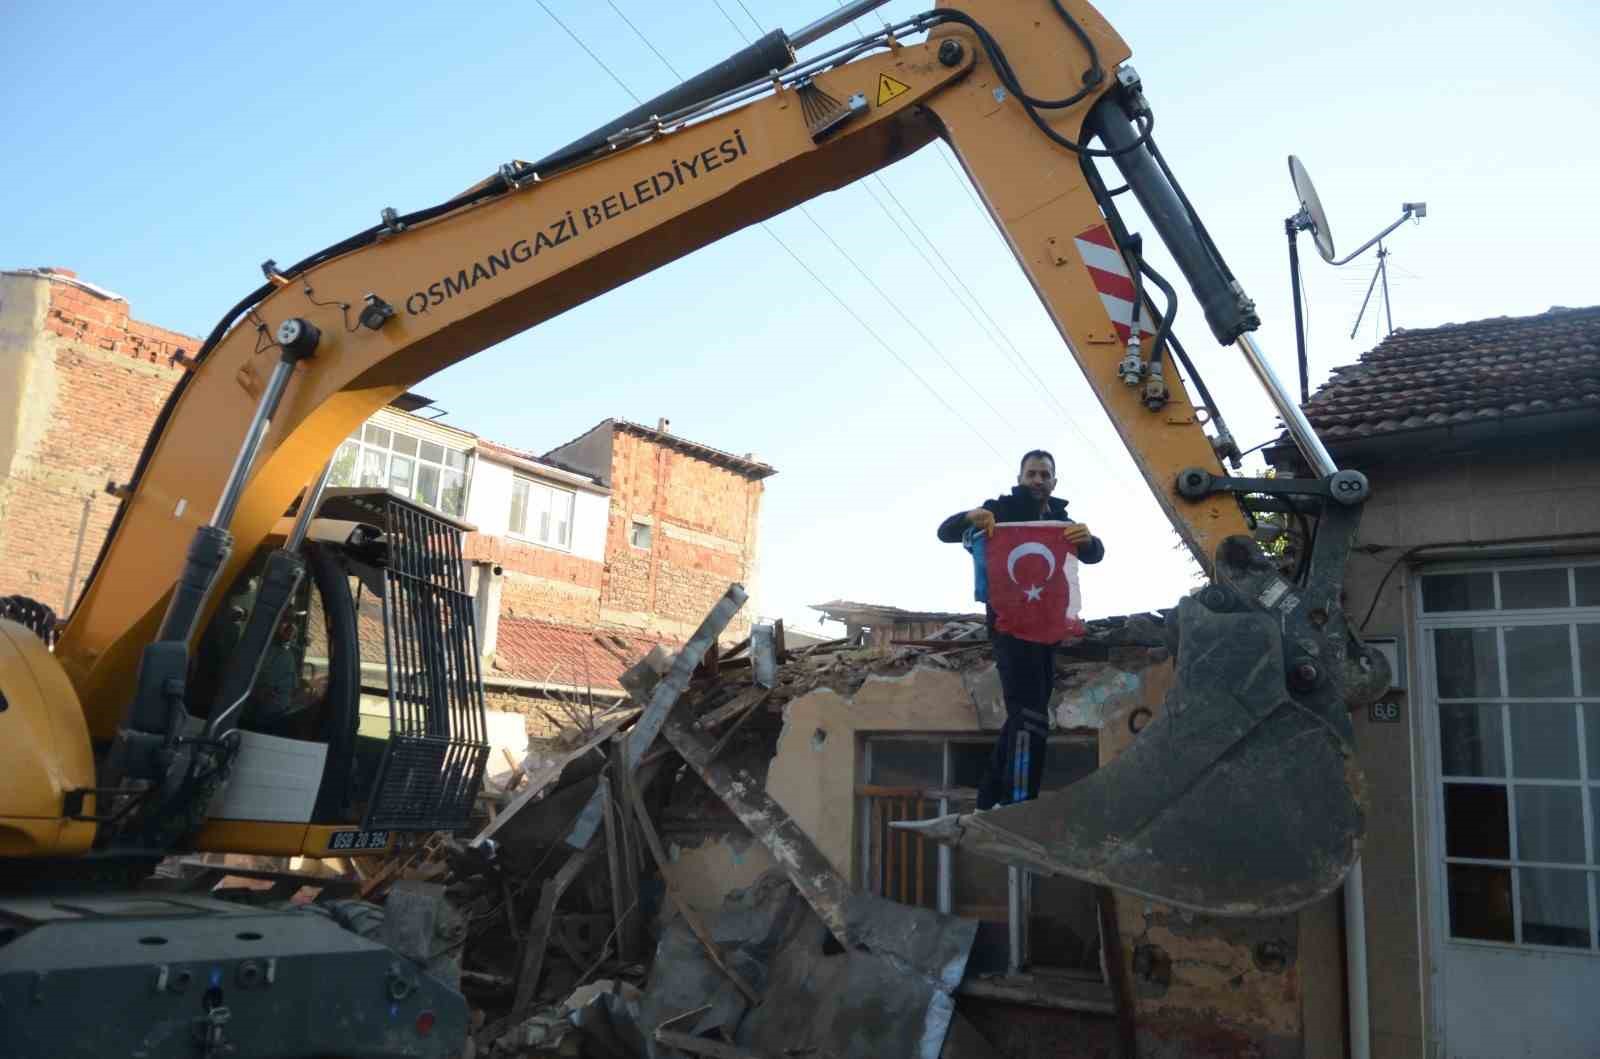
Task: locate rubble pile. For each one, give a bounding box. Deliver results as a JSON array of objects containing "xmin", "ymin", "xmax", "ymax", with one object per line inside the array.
[{"xmin": 353, "ymin": 594, "xmax": 1172, "ymax": 1058}]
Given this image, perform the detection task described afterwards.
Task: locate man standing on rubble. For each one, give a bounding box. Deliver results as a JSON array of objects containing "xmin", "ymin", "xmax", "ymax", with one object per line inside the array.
[{"xmin": 937, "ymin": 450, "xmax": 1104, "ymax": 810}]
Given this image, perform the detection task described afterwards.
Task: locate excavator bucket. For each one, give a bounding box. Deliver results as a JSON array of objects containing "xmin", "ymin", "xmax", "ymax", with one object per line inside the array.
[{"xmin": 898, "ymin": 523, "xmax": 1388, "ymax": 916}]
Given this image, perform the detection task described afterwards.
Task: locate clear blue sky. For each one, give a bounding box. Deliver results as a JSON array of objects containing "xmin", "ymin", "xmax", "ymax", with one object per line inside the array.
[{"xmin": 7, "ymin": 1, "xmax": 1598, "ymax": 634}]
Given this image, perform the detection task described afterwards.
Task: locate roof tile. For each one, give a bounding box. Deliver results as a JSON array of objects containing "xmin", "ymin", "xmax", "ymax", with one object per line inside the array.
[
  {"xmin": 1297, "ymin": 306, "xmax": 1600, "ymax": 441},
  {"xmin": 491, "ymin": 618, "xmax": 679, "ymax": 691}
]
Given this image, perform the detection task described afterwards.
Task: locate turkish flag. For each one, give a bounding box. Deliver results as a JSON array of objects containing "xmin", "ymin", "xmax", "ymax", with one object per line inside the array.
[{"xmin": 986, "ymin": 521, "xmax": 1086, "ymax": 644}]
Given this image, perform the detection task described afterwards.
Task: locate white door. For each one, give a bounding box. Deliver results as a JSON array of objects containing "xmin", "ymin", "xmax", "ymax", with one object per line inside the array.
[{"xmin": 1419, "ymin": 560, "xmax": 1600, "ymax": 1058}]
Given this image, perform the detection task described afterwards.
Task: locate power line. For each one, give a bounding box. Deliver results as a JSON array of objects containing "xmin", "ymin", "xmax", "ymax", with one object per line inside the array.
[
  {"xmin": 581, "ymin": 0, "xmax": 1006, "ymax": 455},
  {"xmin": 761, "ymin": 228, "xmax": 1003, "ymax": 457},
  {"xmin": 534, "ymin": 0, "xmax": 641, "ymax": 102},
  {"xmin": 794, "ymin": 204, "xmax": 1016, "ymax": 429},
  {"xmin": 863, "ymin": 177, "xmax": 1115, "ymax": 466},
  {"xmin": 604, "ymin": 1, "xmax": 681, "ymax": 81},
  {"xmin": 709, "ymin": 0, "xmax": 752, "ymax": 40},
  {"xmin": 920, "ymin": 147, "xmax": 1129, "ymax": 455},
  {"xmin": 733, "ymin": 0, "xmax": 765, "ymax": 34},
  {"xmin": 684, "ymin": 5, "xmax": 1018, "ymax": 441}
]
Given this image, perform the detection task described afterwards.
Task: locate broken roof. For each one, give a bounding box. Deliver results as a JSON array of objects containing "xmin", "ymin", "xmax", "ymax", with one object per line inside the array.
[
  {"xmin": 810, "ymin": 599, "xmax": 985, "ymax": 626},
  {"xmin": 1272, "ymin": 305, "xmax": 1600, "ymax": 462},
  {"xmin": 491, "ymin": 618, "xmax": 678, "ymax": 692}
]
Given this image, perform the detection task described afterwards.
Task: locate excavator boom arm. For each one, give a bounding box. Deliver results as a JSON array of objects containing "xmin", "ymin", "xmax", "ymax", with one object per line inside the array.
[
  {"xmin": 54, "ymin": 0, "xmax": 1376, "ymax": 916},
  {"xmin": 59, "ymin": 2, "xmax": 1241, "ymax": 732}
]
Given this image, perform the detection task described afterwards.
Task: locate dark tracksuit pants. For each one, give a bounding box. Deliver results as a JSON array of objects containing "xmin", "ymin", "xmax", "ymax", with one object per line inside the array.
[{"xmin": 976, "ymin": 629, "xmax": 1055, "ymax": 810}]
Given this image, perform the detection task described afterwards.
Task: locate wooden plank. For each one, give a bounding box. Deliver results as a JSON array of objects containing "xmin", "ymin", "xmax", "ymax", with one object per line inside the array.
[
  {"xmin": 509, "ymin": 842, "xmax": 605, "ymax": 1019},
  {"xmin": 627, "ymin": 583, "xmax": 747, "ymax": 770},
  {"xmin": 916, "ymin": 799, "xmax": 926, "ymax": 908},
  {"xmin": 695, "ymin": 687, "xmax": 769, "ymax": 731},
  {"xmin": 706, "ymin": 689, "xmax": 766, "ymax": 762},
  {"xmin": 606, "ymin": 744, "xmax": 643, "ymax": 963},
  {"xmin": 898, "ymin": 798, "xmax": 910, "ymax": 904},
  {"xmin": 1098, "ymin": 887, "xmax": 1139, "ymax": 1058},
  {"xmin": 627, "ymin": 763, "xmax": 760, "ymax": 1005},
  {"xmin": 469, "ymin": 717, "xmax": 627, "ymax": 847}
]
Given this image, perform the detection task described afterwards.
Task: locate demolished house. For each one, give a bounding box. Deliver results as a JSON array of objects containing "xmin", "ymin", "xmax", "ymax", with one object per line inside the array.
[
  {"xmin": 350, "ymin": 580, "xmax": 1312, "ymax": 1059},
  {"xmin": 171, "ymin": 581, "xmax": 1328, "ymax": 1058}
]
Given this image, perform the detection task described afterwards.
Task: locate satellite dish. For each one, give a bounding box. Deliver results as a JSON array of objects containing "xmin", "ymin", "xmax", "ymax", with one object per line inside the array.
[{"xmin": 1288, "ymin": 155, "xmax": 1336, "ymax": 263}]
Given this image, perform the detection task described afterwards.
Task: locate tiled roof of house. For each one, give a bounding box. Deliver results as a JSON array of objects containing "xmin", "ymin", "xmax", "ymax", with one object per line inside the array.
[
  {"xmin": 491, "ymin": 618, "xmax": 678, "ymax": 692},
  {"xmin": 1297, "ymin": 305, "xmax": 1600, "ymax": 442}
]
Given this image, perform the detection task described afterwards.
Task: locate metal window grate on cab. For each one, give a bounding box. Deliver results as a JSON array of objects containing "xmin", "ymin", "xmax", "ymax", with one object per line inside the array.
[{"xmin": 363, "ymin": 498, "xmax": 489, "ymax": 833}]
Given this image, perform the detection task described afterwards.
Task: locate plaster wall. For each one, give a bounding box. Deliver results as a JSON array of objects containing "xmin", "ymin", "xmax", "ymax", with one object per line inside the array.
[{"xmin": 1339, "ymin": 436, "xmax": 1600, "ymax": 1058}]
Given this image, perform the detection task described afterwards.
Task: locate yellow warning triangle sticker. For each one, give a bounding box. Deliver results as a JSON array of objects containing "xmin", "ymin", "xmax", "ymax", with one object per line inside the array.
[{"xmin": 876, "ymin": 73, "xmax": 911, "ymax": 106}]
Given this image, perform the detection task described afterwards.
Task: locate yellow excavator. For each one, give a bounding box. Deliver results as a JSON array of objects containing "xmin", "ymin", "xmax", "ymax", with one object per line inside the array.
[{"xmin": 0, "ymin": 1, "xmax": 1388, "ymax": 1055}]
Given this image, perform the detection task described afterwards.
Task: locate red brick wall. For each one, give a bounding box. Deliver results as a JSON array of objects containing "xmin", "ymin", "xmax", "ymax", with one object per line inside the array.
[
  {"xmin": 464, "ymin": 531, "xmax": 603, "ymax": 625},
  {"xmin": 599, "ymin": 430, "xmax": 763, "ymax": 639},
  {"xmin": 0, "ymin": 272, "xmax": 765, "ymax": 652},
  {"xmin": 0, "ymin": 273, "xmax": 190, "ymax": 609}
]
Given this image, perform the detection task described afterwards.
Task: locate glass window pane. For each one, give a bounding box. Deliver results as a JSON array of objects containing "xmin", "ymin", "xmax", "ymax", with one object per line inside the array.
[
  {"xmin": 510, "ymin": 480, "xmax": 529, "ymax": 534},
  {"xmin": 1505, "ymin": 625, "xmax": 1574, "ymax": 697},
  {"xmin": 363, "ymin": 424, "xmax": 391, "ymax": 447},
  {"xmin": 1440, "ymin": 704, "xmax": 1506, "ymax": 777},
  {"xmin": 1577, "ymin": 567, "xmax": 1600, "ymax": 607},
  {"xmin": 440, "ymin": 470, "xmax": 466, "ymax": 517},
  {"xmin": 1518, "ymin": 868, "xmax": 1591, "ymax": 948},
  {"xmin": 952, "ymin": 850, "xmax": 1009, "ymax": 924},
  {"xmin": 1435, "ymin": 628, "xmax": 1501, "ymax": 698},
  {"xmin": 1423, "ymin": 572, "xmax": 1495, "ymax": 612},
  {"xmin": 1509, "ymin": 703, "xmax": 1580, "ymax": 779},
  {"xmin": 1445, "ymin": 783, "xmax": 1509, "ymax": 859},
  {"xmin": 948, "ymin": 742, "xmax": 991, "ymax": 794},
  {"xmin": 868, "ymin": 740, "xmax": 943, "ymax": 788},
  {"xmin": 391, "ymin": 432, "xmax": 418, "ymax": 457},
  {"xmin": 388, "ymin": 455, "xmax": 414, "ymax": 495},
  {"xmin": 1580, "ymin": 625, "xmax": 1600, "ymax": 697},
  {"xmin": 1040, "ymin": 741, "xmax": 1097, "ymax": 791},
  {"xmin": 1029, "ymin": 873, "xmax": 1102, "ymax": 972},
  {"xmin": 415, "ymin": 464, "xmax": 440, "ymax": 508},
  {"xmin": 359, "ymin": 448, "xmax": 387, "ymax": 488},
  {"xmin": 419, "ymin": 440, "xmax": 445, "ymax": 464},
  {"xmin": 445, "ymin": 449, "xmax": 468, "ymax": 470},
  {"xmin": 1586, "ymin": 705, "xmax": 1600, "ymax": 782},
  {"xmin": 1515, "ymin": 786, "xmax": 1585, "ymax": 863},
  {"xmin": 1448, "ymin": 864, "xmax": 1513, "ymax": 941},
  {"xmin": 1500, "ymin": 568, "xmax": 1572, "ymax": 610},
  {"xmin": 553, "ymin": 490, "xmax": 574, "ymax": 547},
  {"xmin": 328, "ymin": 440, "xmax": 359, "ymax": 486}
]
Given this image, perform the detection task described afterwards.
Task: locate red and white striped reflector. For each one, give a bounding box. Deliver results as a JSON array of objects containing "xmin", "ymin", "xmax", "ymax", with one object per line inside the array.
[{"xmin": 1074, "ymin": 225, "xmax": 1153, "ymax": 343}]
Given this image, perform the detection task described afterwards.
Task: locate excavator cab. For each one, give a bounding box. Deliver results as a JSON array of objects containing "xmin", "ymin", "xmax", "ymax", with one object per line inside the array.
[{"xmin": 183, "ymin": 488, "xmax": 492, "ymax": 858}]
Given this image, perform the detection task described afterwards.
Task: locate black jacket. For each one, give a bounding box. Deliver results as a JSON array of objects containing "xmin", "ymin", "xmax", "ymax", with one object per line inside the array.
[{"xmin": 937, "ymin": 486, "xmax": 1106, "ymax": 564}]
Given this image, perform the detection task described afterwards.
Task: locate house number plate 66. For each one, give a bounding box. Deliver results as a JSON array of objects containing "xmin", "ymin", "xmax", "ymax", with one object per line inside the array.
[{"xmin": 1369, "ymin": 702, "xmax": 1401, "ymax": 724}]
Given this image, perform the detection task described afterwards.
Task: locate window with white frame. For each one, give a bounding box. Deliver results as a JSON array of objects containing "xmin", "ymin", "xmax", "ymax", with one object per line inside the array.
[
  {"xmin": 1421, "ymin": 560, "xmax": 1600, "ymax": 952},
  {"xmin": 510, "ymin": 475, "xmax": 575, "ymax": 549},
  {"xmin": 328, "ymin": 423, "xmax": 469, "ymax": 517},
  {"xmin": 860, "ymin": 734, "xmax": 1102, "ymax": 977}
]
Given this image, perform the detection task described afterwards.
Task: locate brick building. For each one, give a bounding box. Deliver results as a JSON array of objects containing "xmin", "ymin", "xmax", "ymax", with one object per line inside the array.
[
  {"xmin": 0, "ymin": 268, "xmax": 188, "ymax": 614},
  {"xmin": 0, "ymin": 267, "xmax": 774, "ymax": 724}
]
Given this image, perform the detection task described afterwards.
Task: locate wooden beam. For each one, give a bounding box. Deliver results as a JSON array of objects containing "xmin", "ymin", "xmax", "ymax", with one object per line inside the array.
[{"xmin": 627, "ymin": 764, "xmax": 760, "ymax": 1005}]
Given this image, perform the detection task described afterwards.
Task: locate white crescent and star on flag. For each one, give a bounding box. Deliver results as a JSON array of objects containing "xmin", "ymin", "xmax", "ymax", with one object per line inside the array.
[{"xmin": 1006, "ymin": 541, "xmax": 1057, "ymax": 603}]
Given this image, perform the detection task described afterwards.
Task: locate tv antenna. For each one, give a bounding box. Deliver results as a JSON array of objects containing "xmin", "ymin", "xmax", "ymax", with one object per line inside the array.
[{"xmin": 1285, "ymin": 155, "xmax": 1426, "ymax": 403}]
